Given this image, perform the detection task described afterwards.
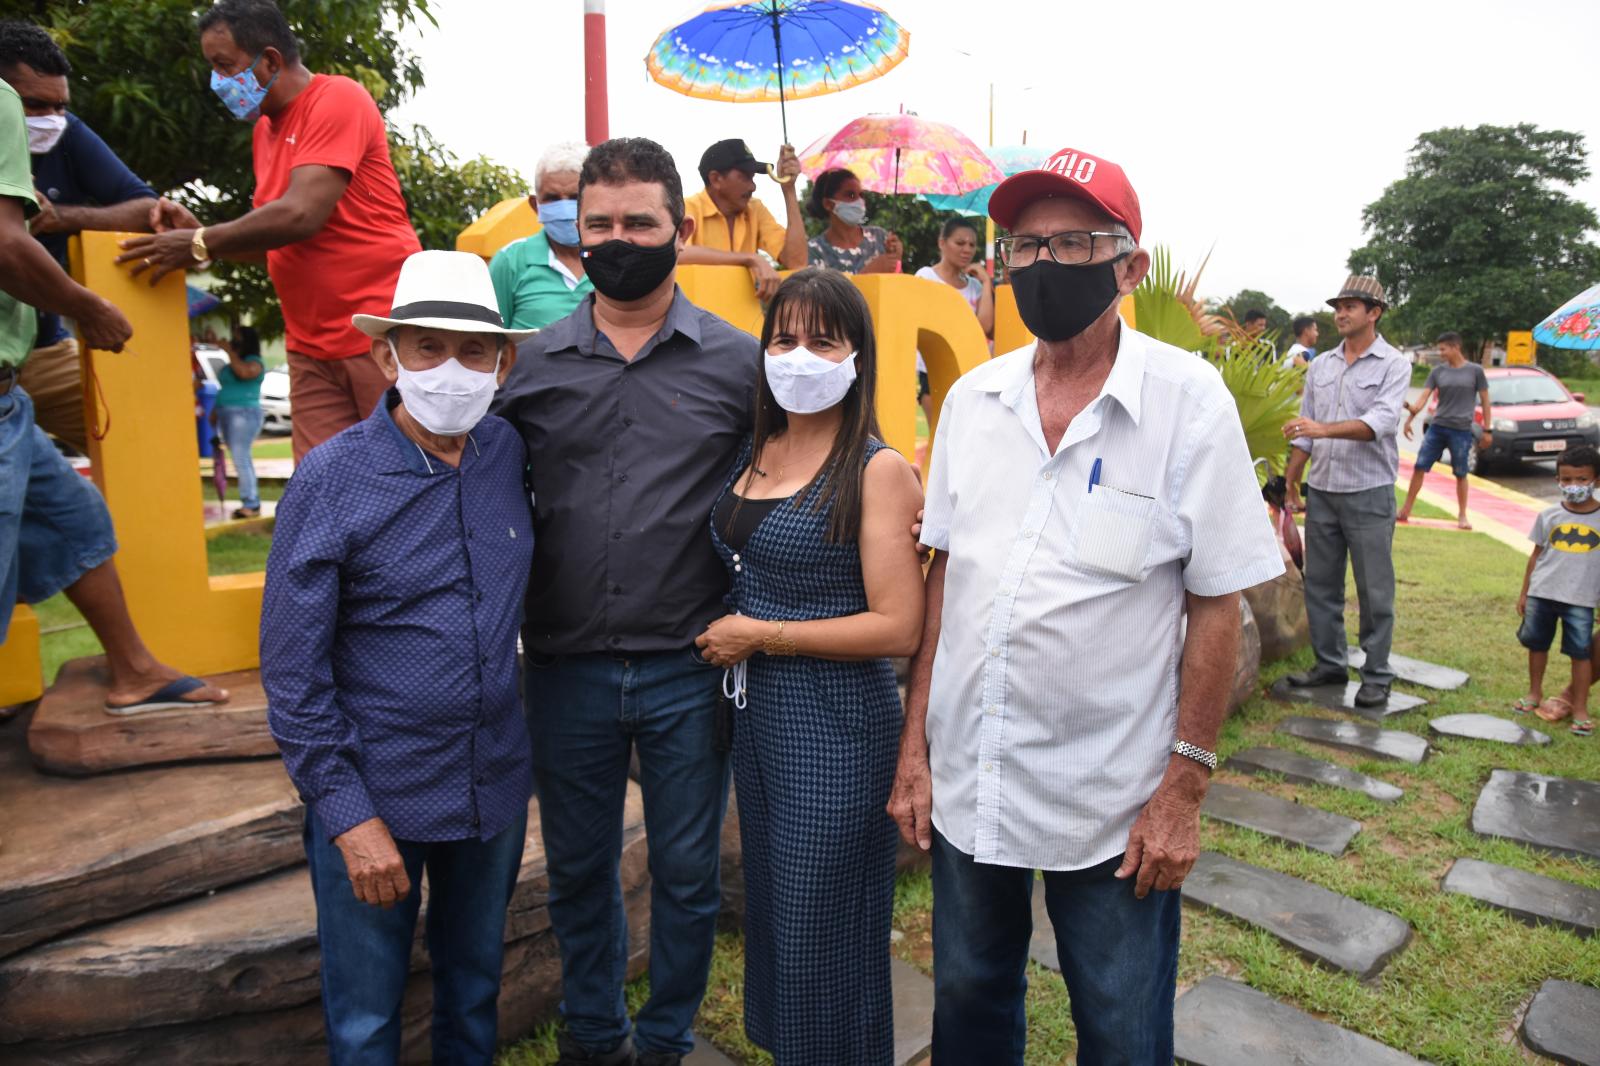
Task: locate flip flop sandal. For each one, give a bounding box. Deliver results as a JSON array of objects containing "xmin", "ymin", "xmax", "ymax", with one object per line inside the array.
[
  {"xmin": 1511, "ymin": 696, "xmax": 1540, "ymax": 715},
  {"xmin": 1572, "ymin": 719, "xmax": 1594, "ymax": 737},
  {"xmin": 104, "ymin": 675, "xmax": 216, "ymax": 716},
  {"xmin": 1536, "ymin": 695, "xmax": 1573, "ymax": 723}
]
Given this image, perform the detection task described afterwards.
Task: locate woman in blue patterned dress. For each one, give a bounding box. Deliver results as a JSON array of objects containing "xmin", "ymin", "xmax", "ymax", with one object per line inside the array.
[{"xmin": 695, "ymin": 269, "xmax": 926, "ymax": 1064}]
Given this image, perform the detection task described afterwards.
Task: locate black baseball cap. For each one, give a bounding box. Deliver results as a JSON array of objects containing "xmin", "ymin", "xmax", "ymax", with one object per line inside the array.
[{"xmin": 699, "ymin": 139, "xmax": 768, "ymax": 179}]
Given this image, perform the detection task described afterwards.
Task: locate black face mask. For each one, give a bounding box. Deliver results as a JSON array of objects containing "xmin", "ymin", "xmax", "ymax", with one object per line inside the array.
[
  {"xmin": 1011, "ymin": 254, "xmax": 1129, "ymax": 342},
  {"xmin": 581, "ymin": 236, "xmax": 679, "ymax": 302}
]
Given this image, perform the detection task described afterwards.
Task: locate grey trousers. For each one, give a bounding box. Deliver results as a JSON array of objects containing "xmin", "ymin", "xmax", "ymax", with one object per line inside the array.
[{"xmin": 1304, "ymin": 485, "xmax": 1396, "ymax": 685}]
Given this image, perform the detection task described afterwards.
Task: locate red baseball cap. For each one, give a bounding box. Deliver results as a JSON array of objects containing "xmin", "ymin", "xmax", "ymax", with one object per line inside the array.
[{"xmin": 987, "ymin": 147, "xmax": 1142, "ymax": 243}]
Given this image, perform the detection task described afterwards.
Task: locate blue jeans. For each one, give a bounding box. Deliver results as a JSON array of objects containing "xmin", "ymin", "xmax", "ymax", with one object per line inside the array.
[
  {"xmin": 1518, "ymin": 595, "xmax": 1594, "ymax": 659},
  {"xmin": 1415, "ymin": 423, "xmax": 1474, "ymax": 477},
  {"xmin": 0, "ymin": 385, "xmax": 117, "ymax": 642},
  {"xmin": 216, "ymin": 404, "xmax": 264, "ymax": 509},
  {"xmin": 930, "ymin": 829, "xmax": 1180, "ymax": 1065},
  {"xmin": 302, "ymin": 807, "xmax": 528, "ymax": 1065},
  {"xmin": 524, "ymin": 648, "xmax": 730, "ymax": 1057}
]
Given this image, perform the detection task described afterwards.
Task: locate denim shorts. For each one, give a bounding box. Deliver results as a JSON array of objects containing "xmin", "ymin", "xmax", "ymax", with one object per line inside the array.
[
  {"xmin": 1415, "ymin": 424, "xmax": 1475, "ymax": 477},
  {"xmin": 0, "ymin": 385, "xmax": 118, "ymax": 642},
  {"xmin": 1518, "ymin": 596, "xmax": 1594, "ymax": 659}
]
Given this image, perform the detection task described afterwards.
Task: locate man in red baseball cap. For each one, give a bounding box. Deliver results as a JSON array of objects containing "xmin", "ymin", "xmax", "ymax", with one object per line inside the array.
[{"xmin": 889, "ymin": 146, "xmax": 1283, "ymax": 1064}]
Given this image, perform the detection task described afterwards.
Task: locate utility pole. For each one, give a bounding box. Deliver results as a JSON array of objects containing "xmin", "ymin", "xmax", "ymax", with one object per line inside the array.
[{"xmin": 584, "ymin": 0, "xmax": 609, "ymax": 145}]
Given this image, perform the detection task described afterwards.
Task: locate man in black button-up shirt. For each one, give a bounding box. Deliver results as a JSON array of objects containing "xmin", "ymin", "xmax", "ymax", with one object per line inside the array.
[{"xmin": 493, "ymin": 137, "xmax": 759, "ymax": 1066}]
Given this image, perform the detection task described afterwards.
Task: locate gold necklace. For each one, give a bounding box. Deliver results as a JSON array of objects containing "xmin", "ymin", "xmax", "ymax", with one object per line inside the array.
[{"xmin": 753, "ymin": 439, "xmax": 831, "ymax": 479}]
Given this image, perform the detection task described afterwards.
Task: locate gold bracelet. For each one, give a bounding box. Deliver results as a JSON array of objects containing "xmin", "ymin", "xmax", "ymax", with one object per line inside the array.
[{"xmin": 762, "ymin": 619, "xmax": 798, "ymax": 656}]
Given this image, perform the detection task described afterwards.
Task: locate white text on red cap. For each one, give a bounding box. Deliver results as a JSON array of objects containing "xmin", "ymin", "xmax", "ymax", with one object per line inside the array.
[{"xmin": 1046, "ymin": 152, "xmax": 1098, "ymax": 185}]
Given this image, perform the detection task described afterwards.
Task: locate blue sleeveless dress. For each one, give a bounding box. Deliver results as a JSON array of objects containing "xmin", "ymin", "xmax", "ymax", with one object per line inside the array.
[{"xmin": 710, "ymin": 436, "xmax": 903, "ymax": 1066}]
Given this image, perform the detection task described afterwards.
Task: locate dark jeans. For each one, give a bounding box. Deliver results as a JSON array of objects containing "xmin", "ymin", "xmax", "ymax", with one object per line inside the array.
[
  {"xmin": 524, "ymin": 648, "xmax": 730, "ymax": 1057},
  {"xmin": 302, "ymin": 807, "xmax": 528, "ymax": 1065},
  {"xmin": 1518, "ymin": 595, "xmax": 1594, "ymax": 659},
  {"xmin": 930, "ymin": 829, "xmax": 1180, "ymax": 1065}
]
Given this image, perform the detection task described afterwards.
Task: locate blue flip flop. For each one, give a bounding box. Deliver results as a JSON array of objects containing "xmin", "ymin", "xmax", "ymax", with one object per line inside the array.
[{"xmin": 104, "ymin": 675, "xmax": 215, "ymax": 716}]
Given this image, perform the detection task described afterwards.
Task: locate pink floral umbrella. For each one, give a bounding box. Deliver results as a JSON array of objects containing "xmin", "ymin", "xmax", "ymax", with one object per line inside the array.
[{"xmin": 798, "ymin": 113, "xmax": 1003, "ymax": 195}]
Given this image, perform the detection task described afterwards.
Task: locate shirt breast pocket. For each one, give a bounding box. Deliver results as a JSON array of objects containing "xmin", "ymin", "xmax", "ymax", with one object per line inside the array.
[{"xmin": 1068, "ymin": 486, "xmax": 1158, "ymax": 582}]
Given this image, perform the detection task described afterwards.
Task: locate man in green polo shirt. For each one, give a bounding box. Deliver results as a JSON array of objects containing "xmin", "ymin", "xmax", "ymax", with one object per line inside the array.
[
  {"xmin": 1, "ymin": 77, "xmax": 227, "ymax": 715},
  {"xmin": 489, "ymin": 141, "xmax": 594, "ymax": 331}
]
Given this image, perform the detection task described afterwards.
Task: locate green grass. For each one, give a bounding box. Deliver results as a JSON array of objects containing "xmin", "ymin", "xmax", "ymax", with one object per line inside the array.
[
  {"xmin": 1395, "ymin": 485, "xmax": 1454, "ymax": 521},
  {"xmin": 252, "ymin": 436, "xmax": 293, "ymax": 461},
  {"xmin": 1556, "ymin": 376, "xmax": 1600, "ymax": 403},
  {"xmin": 500, "ymin": 523, "xmax": 1599, "ymax": 1065}
]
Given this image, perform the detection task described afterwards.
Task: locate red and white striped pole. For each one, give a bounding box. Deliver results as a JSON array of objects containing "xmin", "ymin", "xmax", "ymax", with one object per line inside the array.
[{"xmin": 583, "ymin": 0, "xmax": 609, "ymax": 146}]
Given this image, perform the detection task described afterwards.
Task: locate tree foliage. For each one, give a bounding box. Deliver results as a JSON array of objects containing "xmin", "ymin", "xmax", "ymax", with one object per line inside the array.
[
  {"xmin": 803, "ymin": 191, "xmax": 968, "ymax": 275},
  {"xmin": 1349, "ymin": 124, "xmax": 1600, "ymax": 354},
  {"xmin": 4, "ymin": 0, "xmax": 527, "ymax": 333},
  {"xmin": 1215, "ymin": 287, "xmax": 1291, "ymax": 338}
]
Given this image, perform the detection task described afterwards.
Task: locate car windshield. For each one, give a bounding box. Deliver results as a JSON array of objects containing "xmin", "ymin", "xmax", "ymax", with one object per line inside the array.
[{"xmin": 1488, "ymin": 375, "xmax": 1570, "ymax": 406}]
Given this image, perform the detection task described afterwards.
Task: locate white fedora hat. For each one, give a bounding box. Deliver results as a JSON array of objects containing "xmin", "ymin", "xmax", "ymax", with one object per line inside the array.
[{"xmin": 352, "ymin": 249, "xmax": 539, "ymax": 341}]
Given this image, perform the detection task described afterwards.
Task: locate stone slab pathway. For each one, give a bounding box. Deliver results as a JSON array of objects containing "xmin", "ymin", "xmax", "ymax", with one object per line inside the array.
[
  {"xmin": 1277, "ymin": 715, "xmax": 1430, "ymax": 765},
  {"xmin": 1174, "ymin": 975, "xmax": 1427, "ymax": 1065},
  {"xmin": 1520, "ymin": 979, "xmax": 1600, "ymax": 1066},
  {"xmin": 1201, "ymin": 782, "xmax": 1361, "ymax": 856},
  {"xmin": 1028, "ymin": 883, "xmax": 1059, "ymax": 972},
  {"xmin": 1349, "ymin": 649, "xmax": 1470, "ymax": 690},
  {"xmin": 1269, "ymin": 678, "xmax": 1426, "ymax": 721},
  {"xmin": 1441, "ymin": 858, "xmax": 1600, "ymax": 938},
  {"xmin": 1471, "ymin": 770, "xmax": 1600, "ymax": 861},
  {"xmin": 890, "ymin": 957, "xmax": 934, "ymax": 1064},
  {"xmin": 1429, "ymin": 713, "xmax": 1550, "ymax": 746},
  {"xmin": 1224, "ymin": 746, "xmax": 1403, "ymax": 803},
  {"xmin": 686, "ymin": 1035, "xmax": 737, "ymax": 1065},
  {"xmin": 1182, "ymin": 853, "xmax": 1410, "ymax": 979}
]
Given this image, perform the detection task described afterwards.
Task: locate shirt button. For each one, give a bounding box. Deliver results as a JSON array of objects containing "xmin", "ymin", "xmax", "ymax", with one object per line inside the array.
[
  {"xmin": 609, "ymin": 636, "xmax": 621, "ymax": 647},
  {"xmin": 989, "ymin": 647, "xmax": 1000, "ymax": 657},
  {"xmin": 1042, "ymin": 471, "xmax": 1053, "ymax": 481},
  {"xmin": 985, "ymin": 705, "xmax": 997, "ymax": 715},
  {"xmin": 611, "ymin": 584, "xmax": 622, "ymax": 595},
  {"xmin": 612, "ymin": 531, "xmax": 622, "ymax": 540},
  {"xmin": 1023, "ymin": 530, "xmax": 1036, "ymax": 539},
  {"xmin": 623, "ymin": 417, "xmax": 634, "ymax": 427},
  {"xmin": 617, "ymin": 473, "xmax": 628, "ymax": 483},
  {"xmin": 985, "ymin": 762, "xmax": 995, "ymax": 772},
  {"xmin": 480, "ymin": 654, "xmax": 489, "ymax": 665}
]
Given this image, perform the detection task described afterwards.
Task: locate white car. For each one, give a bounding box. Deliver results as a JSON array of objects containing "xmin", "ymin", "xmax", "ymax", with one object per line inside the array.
[{"xmin": 259, "ymin": 367, "xmax": 291, "ymax": 435}]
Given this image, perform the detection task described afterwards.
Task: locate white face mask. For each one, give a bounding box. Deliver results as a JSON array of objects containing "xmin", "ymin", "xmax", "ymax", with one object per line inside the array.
[
  {"xmin": 389, "ymin": 339, "xmax": 503, "ymax": 437},
  {"xmin": 26, "ymin": 114, "xmax": 67, "ymax": 155},
  {"xmin": 830, "ymin": 199, "xmax": 868, "ymax": 226},
  {"xmin": 765, "ymin": 346, "xmax": 858, "ymax": 414}
]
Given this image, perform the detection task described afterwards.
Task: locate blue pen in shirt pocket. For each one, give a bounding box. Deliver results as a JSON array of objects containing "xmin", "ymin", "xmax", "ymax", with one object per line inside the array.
[{"xmin": 1072, "ymin": 459, "xmax": 1157, "ymax": 580}]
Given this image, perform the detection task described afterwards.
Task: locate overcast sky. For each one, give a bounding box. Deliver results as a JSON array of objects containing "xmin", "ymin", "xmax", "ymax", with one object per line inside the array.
[{"xmin": 390, "ymin": 0, "xmax": 1600, "ymax": 314}]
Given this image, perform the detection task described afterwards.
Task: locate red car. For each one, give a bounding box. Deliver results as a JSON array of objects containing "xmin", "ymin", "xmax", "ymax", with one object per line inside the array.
[{"xmin": 1423, "ymin": 366, "xmax": 1599, "ymax": 474}]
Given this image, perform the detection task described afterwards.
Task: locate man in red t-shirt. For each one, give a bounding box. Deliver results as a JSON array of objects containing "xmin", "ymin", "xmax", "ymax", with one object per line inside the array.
[{"xmin": 118, "ymin": 0, "xmax": 421, "ymax": 462}]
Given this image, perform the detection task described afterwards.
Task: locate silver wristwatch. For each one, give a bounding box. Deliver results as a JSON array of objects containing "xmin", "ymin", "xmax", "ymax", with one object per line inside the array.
[{"xmin": 1172, "ymin": 739, "xmax": 1218, "ymax": 771}]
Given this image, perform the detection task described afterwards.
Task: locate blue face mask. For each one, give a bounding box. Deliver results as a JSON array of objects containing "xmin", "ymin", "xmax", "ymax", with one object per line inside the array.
[
  {"xmin": 1562, "ymin": 482, "xmax": 1594, "ymax": 504},
  {"xmin": 210, "ymin": 53, "xmax": 278, "ymax": 122},
  {"xmin": 537, "ymin": 199, "xmax": 580, "ymax": 247}
]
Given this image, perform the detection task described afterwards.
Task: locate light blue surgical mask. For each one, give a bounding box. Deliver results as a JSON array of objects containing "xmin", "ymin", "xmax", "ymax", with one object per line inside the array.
[
  {"xmin": 830, "ymin": 199, "xmax": 868, "ymax": 227},
  {"xmin": 210, "ymin": 53, "xmax": 278, "ymax": 122},
  {"xmin": 1561, "ymin": 483, "xmax": 1594, "ymax": 504},
  {"xmin": 537, "ymin": 199, "xmax": 580, "ymax": 247}
]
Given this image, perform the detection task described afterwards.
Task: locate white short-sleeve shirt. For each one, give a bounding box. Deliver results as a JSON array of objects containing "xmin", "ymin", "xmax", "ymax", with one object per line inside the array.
[{"xmin": 920, "ymin": 325, "xmax": 1285, "ymax": 870}]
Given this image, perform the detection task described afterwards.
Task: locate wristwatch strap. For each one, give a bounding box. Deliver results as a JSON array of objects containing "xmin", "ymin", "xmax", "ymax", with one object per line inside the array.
[
  {"xmin": 191, "ymin": 227, "xmax": 209, "ymax": 263},
  {"xmin": 1172, "ymin": 739, "xmax": 1218, "ymax": 771}
]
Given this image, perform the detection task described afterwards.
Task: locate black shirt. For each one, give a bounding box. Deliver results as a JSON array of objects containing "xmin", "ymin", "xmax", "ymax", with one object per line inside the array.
[{"xmin": 492, "ymin": 289, "xmax": 761, "ymax": 654}]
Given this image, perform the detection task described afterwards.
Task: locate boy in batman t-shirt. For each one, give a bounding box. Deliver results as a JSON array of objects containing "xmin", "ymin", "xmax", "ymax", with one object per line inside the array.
[{"xmin": 1516, "ymin": 443, "xmax": 1600, "ymax": 736}]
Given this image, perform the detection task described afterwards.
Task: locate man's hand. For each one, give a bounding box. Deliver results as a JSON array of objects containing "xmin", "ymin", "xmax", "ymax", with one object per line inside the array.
[
  {"xmin": 77, "ymin": 296, "xmax": 132, "ymax": 352},
  {"xmin": 1282, "ymin": 417, "xmax": 1323, "ymax": 441},
  {"xmin": 1115, "ymin": 786, "xmax": 1202, "ymax": 898},
  {"xmin": 774, "ymin": 144, "xmax": 801, "ymax": 184},
  {"xmin": 747, "ymin": 253, "xmax": 781, "ymax": 301},
  {"xmin": 29, "ymin": 189, "xmax": 65, "ymax": 236},
  {"xmin": 333, "ymin": 817, "xmax": 412, "ymax": 908},
  {"xmin": 887, "ymin": 742, "xmax": 934, "ymax": 850},
  {"xmin": 116, "ymin": 229, "xmax": 198, "ymax": 285},
  {"xmin": 1517, "ymin": 591, "xmax": 1528, "ymax": 617},
  {"xmin": 149, "ymin": 196, "xmax": 203, "ymax": 233}
]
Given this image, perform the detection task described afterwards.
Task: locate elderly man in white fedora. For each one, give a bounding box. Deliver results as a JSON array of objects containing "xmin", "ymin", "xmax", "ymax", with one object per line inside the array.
[{"xmin": 262, "ymin": 249, "xmax": 539, "ymax": 1065}]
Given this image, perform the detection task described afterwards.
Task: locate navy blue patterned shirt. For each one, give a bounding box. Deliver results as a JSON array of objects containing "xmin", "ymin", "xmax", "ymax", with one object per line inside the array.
[{"xmin": 262, "ymin": 391, "xmax": 535, "ymax": 843}]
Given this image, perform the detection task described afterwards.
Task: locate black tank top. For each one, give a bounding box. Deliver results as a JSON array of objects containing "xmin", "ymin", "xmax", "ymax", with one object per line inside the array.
[{"xmin": 714, "ymin": 493, "xmax": 785, "ymax": 551}]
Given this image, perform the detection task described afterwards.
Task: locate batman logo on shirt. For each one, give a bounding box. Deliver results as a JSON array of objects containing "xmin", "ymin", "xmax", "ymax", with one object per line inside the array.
[{"xmin": 1550, "ymin": 523, "xmax": 1600, "ymax": 552}]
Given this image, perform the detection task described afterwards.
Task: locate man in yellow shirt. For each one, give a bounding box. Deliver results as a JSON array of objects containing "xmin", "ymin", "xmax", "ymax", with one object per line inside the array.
[{"xmin": 681, "ymin": 139, "xmax": 807, "ymax": 300}]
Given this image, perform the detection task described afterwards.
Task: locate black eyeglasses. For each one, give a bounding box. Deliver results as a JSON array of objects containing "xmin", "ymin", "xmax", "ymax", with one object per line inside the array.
[{"xmin": 995, "ymin": 230, "xmax": 1131, "ymax": 269}]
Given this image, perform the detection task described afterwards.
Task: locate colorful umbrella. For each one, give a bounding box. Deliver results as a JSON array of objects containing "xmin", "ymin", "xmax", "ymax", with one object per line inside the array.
[
  {"xmin": 645, "ymin": 0, "xmax": 911, "ymax": 144},
  {"xmin": 186, "ymin": 284, "xmax": 220, "ymax": 319},
  {"xmin": 1533, "ymin": 282, "xmax": 1600, "ymax": 350},
  {"xmin": 919, "ymin": 143, "xmax": 1047, "ymax": 217},
  {"xmin": 798, "ymin": 114, "xmax": 1003, "ymax": 196}
]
